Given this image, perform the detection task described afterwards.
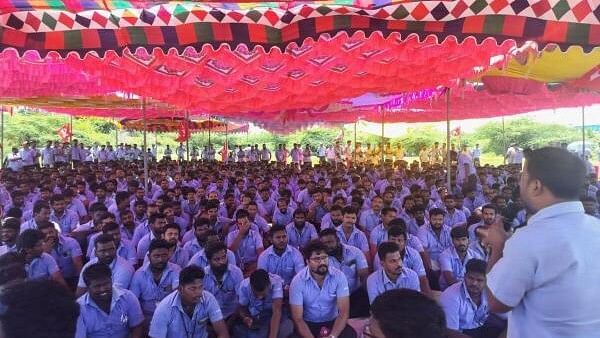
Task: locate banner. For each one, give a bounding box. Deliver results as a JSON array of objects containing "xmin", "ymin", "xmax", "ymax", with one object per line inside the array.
[{"xmin": 57, "ymin": 124, "xmax": 72, "ymax": 142}]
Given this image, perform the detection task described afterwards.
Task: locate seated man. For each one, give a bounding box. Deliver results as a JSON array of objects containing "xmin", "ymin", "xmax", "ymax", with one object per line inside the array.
[
  {"xmin": 226, "ymin": 209, "xmax": 264, "ymax": 276},
  {"xmin": 440, "ymin": 259, "xmax": 506, "ymax": 338},
  {"xmin": 17, "ymin": 228, "xmax": 68, "ymax": 289},
  {"xmin": 75, "ymin": 263, "xmax": 144, "ymax": 338},
  {"xmin": 289, "ymin": 240, "xmax": 357, "ymax": 338},
  {"xmin": 367, "ymin": 241, "xmax": 420, "ymax": 304},
  {"xmin": 234, "ymin": 269, "xmax": 293, "ymax": 338},
  {"xmin": 38, "ymin": 221, "xmax": 83, "ymax": 289},
  {"xmin": 257, "ymin": 225, "xmax": 305, "ymax": 287},
  {"xmin": 439, "ymin": 226, "xmax": 484, "ymax": 290},
  {"xmin": 286, "ymin": 208, "xmax": 318, "ymax": 250},
  {"xmin": 149, "ymin": 265, "xmax": 229, "ymax": 338}
]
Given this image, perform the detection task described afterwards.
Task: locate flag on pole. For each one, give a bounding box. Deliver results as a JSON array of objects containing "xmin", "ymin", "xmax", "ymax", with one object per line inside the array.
[
  {"xmin": 57, "ymin": 124, "xmax": 72, "ymax": 142},
  {"xmin": 334, "ymin": 129, "xmax": 345, "ymax": 142},
  {"xmin": 175, "ymin": 120, "xmax": 190, "ymax": 142},
  {"xmin": 220, "ymin": 140, "xmax": 228, "ymax": 162},
  {"xmin": 451, "ymin": 126, "xmax": 462, "ymax": 137}
]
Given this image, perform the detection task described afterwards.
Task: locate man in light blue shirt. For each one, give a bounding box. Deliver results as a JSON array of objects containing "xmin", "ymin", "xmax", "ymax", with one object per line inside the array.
[
  {"xmin": 17, "ymin": 228, "xmax": 69, "ymax": 288},
  {"xmin": 483, "ymin": 148, "xmax": 600, "ymax": 338},
  {"xmin": 257, "ymin": 225, "xmax": 305, "ymax": 286},
  {"xmin": 368, "ymin": 207, "xmax": 397, "ymax": 257},
  {"xmin": 75, "ymin": 263, "xmax": 144, "ymax": 338},
  {"xmin": 226, "ymin": 209, "xmax": 264, "ymax": 275},
  {"xmin": 440, "ymin": 259, "xmax": 505, "ymax": 337},
  {"xmin": 130, "ymin": 239, "xmax": 181, "ymax": 320},
  {"xmin": 439, "ymin": 226, "xmax": 484, "ymax": 290},
  {"xmin": 234, "ymin": 269, "xmax": 293, "ymax": 338},
  {"xmin": 367, "ymin": 241, "xmax": 420, "ymax": 304},
  {"xmin": 149, "ymin": 265, "xmax": 230, "ymax": 338},
  {"xmin": 77, "ymin": 234, "xmax": 134, "ymax": 296},
  {"xmin": 202, "ymin": 241, "xmax": 244, "ymax": 321},
  {"xmin": 358, "ymin": 196, "xmax": 383, "ymax": 232},
  {"xmin": 273, "ymin": 198, "xmax": 294, "ymax": 227},
  {"xmin": 183, "ymin": 217, "xmax": 211, "ymax": 257},
  {"xmin": 49, "ymin": 194, "xmax": 80, "ymax": 233},
  {"xmin": 417, "ymin": 208, "xmax": 452, "ymax": 280},
  {"xmin": 336, "ymin": 206, "xmax": 369, "ymax": 258},
  {"xmin": 38, "ymin": 221, "xmax": 83, "ymax": 289},
  {"xmin": 88, "ymin": 221, "xmax": 137, "ymax": 266},
  {"xmin": 443, "ymin": 195, "xmax": 467, "ymax": 228},
  {"xmin": 320, "ymin": 228, "xmax": 369, "ymax": 318},
  {"xmin": 285, "ymin": 208, "xmax": 317, "ymax": 249},
  {"xmin": 136, "ymin": 213, "xmax": 168, "ymax": 263},
  {"xmin": 289, "ymin": 240, "xmax": 356, "ymax": 338}
]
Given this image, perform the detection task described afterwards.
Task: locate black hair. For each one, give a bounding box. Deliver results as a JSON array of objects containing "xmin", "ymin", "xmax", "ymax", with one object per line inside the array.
[
  {"xmin": 329, "ymin": 204, "xmax": 343, "ymax": 213},
  {"xmin": 163, "ymin": 222, "xmax": 180, "ymax": 234},
  {"xmin": 206, "ymin": 200, "xmax": 220, "ymax": 210},
  {"xmin": 194, "ymin": 217, "xmax": 210, "ymax": 229},
  {"xmin": 481, "ymin": 204, "xmax": 497, "ymax": 213},
  {"xmin": 236, "ymin": 209, "xmax": 250, "ymax": 220},
  {"xmin": 149, "ymin": 212, "xmax": 166, "ymax": 225},
  {"xmin": 465, "ymin": 259, "xmax": 487, "ymax": 275},
  {"xmin": 292, "ymin": 208, "xmax": 306, "ymax": 218},
  {"xmin": 249, "ymin": 269, "xmax": 270, "ymax": 292},
  {"xmin": 101, "ymin": 221, "xmax": 120, "ymax": 233},
  {"xmin": 318, "ymin": 228, "xmax": 338, "ymax": 239},
  {"xmin": 204, "ymin": 241, "xmax": 228, "ymax": 261},
  {"xmin": 523, "ymin": 147, "xmax": 586, "ymax": 199},
  {"xmin": 429, "ymin": 208, "xmax": 446, "ymax": 217},
  {"xmin": 94, "ymin": 233, "xmax": 116, "ymax": 249},
  {"xmin": 381, "ymin": 207, "xmax": 396, "ymax": 216},
  {"xmin": 148, "ymin": 238, "xmax": 171, "ymax": 254},
  {"xmin": 36, "ymin": 220, "xmax": 55, "ymax": 231},
  {"xmin": 179, "ymin": 265, "xmax": 205, "ymax": 286},
  {"xmin": 342, "ymin": 206, "xmax": 357, "ymax": 216},
  {"xmin": 88, "ymin": 202, "xmax": 108, "ymax": 213},
  {"xmin": 387, "ymin": 225, "xmax": 407, "ymax": 240},
  {"xmin": 0, "ymin": 279, "xmax": 79, "ymax": 338},
  {"xmin": 5, "ymin": 208, "xmax": 22, "ymax": 219},
  {"xmin": 32, "ymin": 201, "xmax": 50, "ymax": 215},
  {"xmin": 82, "ymin": 262, "xmax": 112, "ymax": 286},
  {"xmin": 0, "ymin": 252, "xmax": 26, "ymax": 286},
  {"xmin": 1, "ymin": 217, "xmax": 21, "ymax": 232},
  {"xmin": 269, "ymin": 224, "xmax": 286, "ymax": 237},
  {"xmin": 450, "ymin": 226, "xmax": 468, "ymax": 239},
  {"xmin": 16, "ymin": 229, "xmax": 45, "ymax": 251},
  {"xmin": 377, "ymin": 241, "xmax": 401, "ymax": 260},
  {"xmin": 49, "ymin": 194, "xmax": 65, "ymax": 205},
  {"xmin": 302, "ymin": 239, "xmax": 328, "ymax": 261},
  {"xmin": 388, "ymin": 218, "xmax": 407, "ymax": 230},
  {"xmin": 371, "ymin": 288, "xmax": 447, "ymax": 338},
  {"xmin": 115, "ymin": 191, "xmax": 130, "ymax": 205}
]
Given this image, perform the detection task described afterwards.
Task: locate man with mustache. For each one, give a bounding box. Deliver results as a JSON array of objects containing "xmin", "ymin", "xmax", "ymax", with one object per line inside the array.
[
  {"xmin": 319, "ymin": 204, "xmax": 344, "ymax": 230},
  {"xmin": 130, "ymin": 239, "xmax": 181, "ymax": 321},
  {"xmin": 366, "ymin": 241, "xmax": 420, "ymax": 304},
  {"xmin": 289, "ymin": 239, "xmax": 356, "ymax": 338},
  {"xmin": 18, "ymin": 228, "xmax": 69, "ymax": 289},
  {"xmin": 38, "ymin": 221, "xmax": 83, "ymax": 290},
  {"xmin": 75, "ymin": 263, "xmax": 144, "ymax": 338},
  {"xmin": 285, "ymin": 208, "xmax": 317, "ymax": 250},
  {"xmin": 439, "ymin": 226, "xmax": 483, "ymax": 290},
  {"xmin": 0, "ymin": 217, "xmax": 20, "ymax": 255},
  {"xmin": 257, "ymin": 225, "xmax": 305, "ymax": 287}
]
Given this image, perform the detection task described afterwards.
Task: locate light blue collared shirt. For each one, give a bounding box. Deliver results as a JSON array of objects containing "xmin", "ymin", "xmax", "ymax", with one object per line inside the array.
[
  {"xmin": 289, "ymin": 266, "xmax": 350, "ymax": 322},
  {"xmin": 487, "ymin": 201, "xmax": 600, "ymax": 338},
  {"xmin": 366, "ymin": 268, "xmax": 420, "ymax": 304},
  {"xmin": 257, "ymin": 245, "xmax": 305, "ymax": 285},
  {"xmin": 439, "ymin": 246, "xmax": 484, "ymax": 290},
  {"xmin": 75, "ymin": 287, "xmax": 144, "ymax": 338},
  {"xmin": 49, "ymin": 235, "xmax": 83, "ymax": 278},
  {"xmin": 373, "ymin": 246, "xmax": 426, "ymax": 277},
  {"xmin": 359, "ymin": 209, "xmax": 382, "ymax": 233},
  {"xmin": 149, "ymin": 290, "xmax": 223, "ymax": 338},
  {"xmin": 237, "ymin": 273, "xmax": 284, "ymax": 316},
  {"xmin": 130, "ymin": 262, "xmax": 181, "ymax": 317},
  {"xmin": 417, "ymin": 224, "xmax": 453, "ymax": 266},
  {"xmin": 327, "ymin": 244, "xmax": 368, "ymax": 293},
  {"xmin": 203, "ymin": 264, "xmax": 244, "ymax": 318},
  {"xmin": 440, "ymin": 281, "xmax": 489, "ymax": 331},
  {"xmin": 273, "ymin": 208, "xmax": 294, "ymax": 227},
  {"xmin": 26, "ymin": 252, "xmax": 60, "ymax": 280},
  {"xmin": 78, "ymin": 257, "xmax": 134, "ymax": 289},
  {"xmin": 285, "ymin": 222, "xmax": 318, "ymax": 250},
  {"xmin": 50, "ymin": 209, "xmax": 80, "ymax": 233},
  {"xmin": 88, "ymin": 235, "xmax": 137, "ymax": 266},
  {"xmin": 444, "ymin": 209, "xmax": 467, "ymax": 228},
  {"xmin": 187, "ymin": 248, "xmax": 237, "ymax": 270},
  {"xmin": 143, "ymin": 245, "xmax": 190, "ymax": 268},
  {"xmin": 225, "ymin": 229, "xmax": 264, "ymax": 265},
  {"xmin": 336, "ymin": 225, "xmax": 369, "ymax": 253}
]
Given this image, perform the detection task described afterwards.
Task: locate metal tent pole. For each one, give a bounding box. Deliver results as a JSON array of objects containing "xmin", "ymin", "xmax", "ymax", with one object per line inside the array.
[
  {"xmin": 142, "ymin": 98, "xmax": 148, "ymax": 191},
  {"xmin": 69, "ymin": 115, "xmax": 73, "ymax": 142},
  {"xmin": 185, "ymin": 111, "xmax": 190, "ymax": 161},
  {"xmin": 381, "ymin": 108, "xmax": 385, "ymax": 168},
  {"xmin": 446, "ymin": 88, "xmax": 451, "ymax": 191},
  {"xmin": 354, "ymin": 121, "xmax": 357, "ymax": 163},
  {"xmin": 114, "ymin": 112, "xmax": 118, "ymax": 146},
  {"xmin": 0, "ymin": 106, "xmax": 4, "ymax": 168},
  {"xmin": 225, "ymin": 123, "xmax": 229, "ymax": 162},
  {"xmin": 582, "ymin": 106, "xmax": 586, "ymax": 159},
  {"xmin": 502, "ymin": 117, "xmax": 506, "ymax": 165},
  {"xmin": 208, "ymin": 116, "xmax": 212, "ymax": 146}
]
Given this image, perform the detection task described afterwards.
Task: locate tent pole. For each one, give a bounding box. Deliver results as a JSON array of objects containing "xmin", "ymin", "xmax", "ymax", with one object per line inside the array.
[
  {"xmin": 114, "ymin": 113, "xmax": 118, "ymax": 146},
  {"xmin": 143, "ymin": 98, "xmax": 148, "ymax": 191},
  {"xmin": 381, "ymin": 108, "xmax": 385, "ymax": 169},
  {"xmin": 0, "ymin": 106, "xmax": 4, "ymax": 169},
  {"xmin": 208, "ymin": 116, "xmax": 212, "ymax": 146},
  {"xmin": 69, "ymin": 115, "xmax": 73, "ymax": 143},
  {"xmin": 225, "ymin": 123, "xmax": 229, "ymax": 162},
  {"xmin": 502, "ymin": 117, "xmax": 506, "ymax": 165},
  {"xmin": 185, "ymin": 111, "xmax": 190, "ymax": 162},
  {"xmin": 582, "ymin": 106, "xmax": 586, "ymax": 159},
  {"xmin": 446, "ymin": 88, "xmax": 451, "ymax": 191},
  {"xmin": 353, "ymin": 121, "xmax": 357, "ymax": 163}
]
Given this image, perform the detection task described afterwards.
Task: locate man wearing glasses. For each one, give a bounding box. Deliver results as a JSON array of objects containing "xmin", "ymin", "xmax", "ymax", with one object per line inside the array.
[{"xmin": 289, "ymin": 240, "xmax": 357, "ymax": 338}]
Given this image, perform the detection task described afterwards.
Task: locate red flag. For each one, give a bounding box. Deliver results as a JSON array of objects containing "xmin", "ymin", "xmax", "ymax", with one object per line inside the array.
[
  {"xmin": 451, "ymin": 126, "xmax": 462, "ymax": 137},
  {"xmin": 57, "ymin": 124, "xmax": 72, "ymax": 142},
  {"xmin": 220, "ymin": 140, "xmax": 228, "ymax": 162},
  {"xmin": 333, "ymin": 129, "xmax": 344, "ymax": 142},
  {"xmin": 175, "ymin": 121, "xmax": 190, "ymax": 142}
]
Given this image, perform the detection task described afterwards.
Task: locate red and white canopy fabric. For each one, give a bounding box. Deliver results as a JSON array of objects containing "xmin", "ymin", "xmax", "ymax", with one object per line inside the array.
[{"xmin": 119, "ymin": 117, "xmax": 248, "ymax": 133}]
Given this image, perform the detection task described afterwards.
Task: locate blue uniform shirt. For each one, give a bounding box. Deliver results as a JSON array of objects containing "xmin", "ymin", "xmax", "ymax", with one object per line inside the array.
[
  {"xmin": 273, "ymin": 208, "xmax": 294, "ymax": 227},
  {"xmin": 366, "ymin": 268, "xmax": 420, "ymax": 304},
  {"xmin": 373, "ymin": 246, "xmax": 426, "ymax": 277},
  {"xmin": 75, "ymin": 287, "xmax": 144, "ymax": 338},
  {"xmin": 327, "ymin": 244, "xmax": 368, "ymax": 293},
  {"xmin": 49, "ymin": 235, "xmax": 83, "ymax": 278},
  {"xmin": 285, "ymin": 222, "xmax": 318, "ymax": 250},
  {"xmin": 187, "ymin": 248, "xmax": 237, "ymax": 270},
  {"xmin": 417, "ymin": 224, "xmax": 453, "ymax": 267},
  {"xmin": 336, "ymin": 225, "xmax": 369, "ymax": 253},
  {"xmin": 50, "ymin": 209, "xmax": 80, "ymax": 233},
  {"xmin": 440, "ymin": 281, "xmax": 489, "ymax": 331},
  {"xmin": 225, "ymin": 229, "xmax": 264, "ymax": 265},
  {"xmin": 26, "ymin": 252, "xmax": 60, "ymax": 280},
  {"xmin": 444, "ymin": 209, "xmax": 467, "ymax": 228},
  {"xmin": 88, "ymin": 234, "xmax": 137, "ymax": 266},
  {"xmin": 359, "ymin": 209, "xmax": 381, "ymax": 233},
  {"xmin": 289, "ymin": 266, "xmax": 350, "ymax": 323},
  {"xmin": 203, "ymin": 264, "xmax": 244, "ymax": 318},
  {"xmin": 149, "ymin": 290, "xmax": 223, "ymax": 338},
  {"xmin": 78, "ymin": 257, "xmax": 134, "ymax": 289},
  {"xmin": 257, "ymin": 245, "xmax": 305, "ymax": 286},
  {"xmin": 130, "ymin": 262, "xmax": 181, "ymax": 317},
  {"xmin": 439, "ymin": 246, "xmax": 484, "ymax": 290},
  {"xmin": 237, "ymin": 273, "xmax": 284, "ymax": 316}
]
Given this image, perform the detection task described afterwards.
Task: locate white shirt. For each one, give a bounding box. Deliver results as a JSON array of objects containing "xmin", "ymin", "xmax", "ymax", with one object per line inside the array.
[
  {"xmin": 20, "ymin": 148, "xmax": 34, "ymax": 165},
  {"xmin": 488, "ymin": 201, "xmax": 600, "ymax": 338},
  {"xmin": 7, "ymin": 153, "xmax": 22, "ymax": 171}
]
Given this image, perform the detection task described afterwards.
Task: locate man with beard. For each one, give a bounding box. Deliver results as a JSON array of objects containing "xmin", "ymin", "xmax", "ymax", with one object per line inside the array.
[
  {"xmin": 234, "ymin": 269, "xmax": 293, "ymax": 338},
  {"xmin": 440, "ymin": 259, "xmax": 506, "ymax": 338},
  {"xmin": 19, "ymin": 201, "xmax": 51, "ymax": 233},
  {"xmin": 183, "ymin": 217, "xmax": 211, "ymax": 256},
  {"xmin": 307, "ymin": 188, "xmax": 328, "ymax": 227},
  {"xmin": 439, "ymin": 227, "xmax": 484, "ymax": 290},
  {"xmin": 157, "ymin": 222, "xmax": 190, "ymax": 268},
  {"xmin": 149, "ymin": 265, "xmax": 230, "ymax": 338},
  {"xmin": 203, "ymin": 241, "xmax": 244, "ymax": 322},
  {"xmin": 88, "ymin": 221, "xmax": 137, "ymax": 266},
  {"xmin": 468, "ymin": 204, "xmax": 497, "ymax": 243},
  {"xmin": 0, "ymin": 217, "xmax": 20, "ymax": 255},
  {"xmin": 443, "ymin": 195, "xmax": 467, "ymax": 228},
  {"xmin": 319, "ymin": 228, "xmax": 369, "ymax": 318},
  {"xmin": 226, "ymin": 209, "xmax": 264, "ymax": 276},
  {"xmin": 336, "ymin": 207, "xmax": 369, "ymax": 259},
  {"xmin": 38, "ymin": 221, "xmax": 83, "ymax": 290},
  {"xmin": 273, "ymin": 198, "xmax": 294, "ymax": 228},
  {"xmin": 120, "ymin": 208, "xmax": 136, "ymax": 241},
  {"xmin": 49, "ymin": 194, "xmax": 80, "ymax": 234},
  {"xmin": 257, "ymin": 187, "xmax": 276, "ymax": 222},
  {"xmin": 188, "ymin": 233, "xmax": 237, "ymax": 270},
  {"xmin": 130, "ymin": 239, "xmax": 181, "ymax": 322},
  {"xmin": 359, "ymin": 195, "xmax": 383, "ymax": 233},
  {"xmin": 482, "ymin": 148, "xmax": 600, "ymax": 337},
  {"xmin": 77, "ymin": 234, "xmax": 134, "ymax": 296},
  {"xmin": 320, "ymin": 204, "xmax": 344, "ymax": 230},
  {"xmin": 367, "ymin": 241, "xmax": 420, "ymax": 304},
  {"xmin": 257, "ymin": 225, "xmax": 305, "ymax": 287},
  {"xmin": 368, "ymin": 207, "xmax": 397, "ymax": 257},
  {"xmin": 17, "ymin": 228, "xmax": 68, "ymax": 288},
  {"xmin": 289, "ymin": 239, "xmax": 356, "ymax": 338},
  {"xmin": 417, "ymin": 208, "xmax": 453, "ymax": 289},
  {"xmin": 285, "ymin": 209, "xmax": 317, "ymax": 250},
  {"xmin": 136, "ymin": 213, "xmax": 168, "ymax": 264},
  {"xmin": 75, "ymin": 263, "xmax": 144, "ymax": 338}
]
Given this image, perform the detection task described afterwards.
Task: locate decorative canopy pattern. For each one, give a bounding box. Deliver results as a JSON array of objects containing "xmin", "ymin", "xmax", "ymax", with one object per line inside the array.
[{"xmin": 119, "ymin": 117, "xmax": 248, "ymax": 133}]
